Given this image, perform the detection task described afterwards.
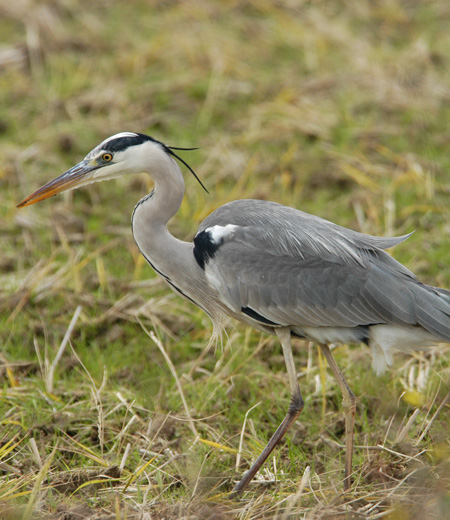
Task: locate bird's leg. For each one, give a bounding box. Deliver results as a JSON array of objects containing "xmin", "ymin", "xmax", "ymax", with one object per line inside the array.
[
  {"xmin": 319, "ymin": 344, "xmax": 356, "ymax": 492},
  {"xmin": 232, "ymin": 327, "xmax": 304, "ymax": 496}
]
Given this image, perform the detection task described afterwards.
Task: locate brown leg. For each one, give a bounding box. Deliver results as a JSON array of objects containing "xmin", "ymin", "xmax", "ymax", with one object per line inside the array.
[
  {"xmin": 319, "ymin": 344, "xmax": 356, "ymax": 492},
  {"xmin": 232, "ymin": 327, "xmax": 304, "ymax": 496}
]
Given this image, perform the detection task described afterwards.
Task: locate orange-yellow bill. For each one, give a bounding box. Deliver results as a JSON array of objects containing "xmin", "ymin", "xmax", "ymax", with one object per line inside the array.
[{"xmin": 17, "ymin": 160, "xmax": 98, "ymax": 208}]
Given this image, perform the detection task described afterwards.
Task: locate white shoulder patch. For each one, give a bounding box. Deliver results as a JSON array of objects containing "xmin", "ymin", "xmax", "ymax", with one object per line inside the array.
[{"xmin": 205, "ymin": 224, "xmax": 238, "ymax": 244}]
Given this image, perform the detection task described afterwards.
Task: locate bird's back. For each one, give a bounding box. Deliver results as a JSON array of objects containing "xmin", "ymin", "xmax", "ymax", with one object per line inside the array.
[{"xmin": 193, "ymin": 199, "xmax": 450, "ymax": 372}]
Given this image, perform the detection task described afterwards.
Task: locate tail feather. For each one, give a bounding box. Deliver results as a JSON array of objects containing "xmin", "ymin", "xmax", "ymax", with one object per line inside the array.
[{"xmin": 413, "ymin": 283, "xmax": 450, "ymax": 341}]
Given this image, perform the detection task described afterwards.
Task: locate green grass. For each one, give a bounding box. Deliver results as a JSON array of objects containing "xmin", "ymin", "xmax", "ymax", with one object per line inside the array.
[{"xmin": 1, "ymin": 0, "xmax": 450, "ymax": 518}]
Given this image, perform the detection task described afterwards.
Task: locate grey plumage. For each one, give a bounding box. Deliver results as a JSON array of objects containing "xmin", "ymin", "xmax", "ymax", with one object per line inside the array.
[
  {"xmin": 17, "ymin": 132, "xmax": 450, "ymax": 494},
  {"xmin": 196, "ymin": 199, "xmax": 450, "ymax": 355}
]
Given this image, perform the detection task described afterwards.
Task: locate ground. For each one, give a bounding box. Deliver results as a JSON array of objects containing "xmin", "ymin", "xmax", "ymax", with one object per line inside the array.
[{"xmin": 1, "ymin": 1, "xmax": 450, "ymax": 518}]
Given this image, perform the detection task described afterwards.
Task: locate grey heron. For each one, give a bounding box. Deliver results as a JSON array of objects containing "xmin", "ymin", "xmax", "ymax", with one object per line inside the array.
[{"xmin": 17, "ymin": 132, "xmax": 450, "ymax": 495}]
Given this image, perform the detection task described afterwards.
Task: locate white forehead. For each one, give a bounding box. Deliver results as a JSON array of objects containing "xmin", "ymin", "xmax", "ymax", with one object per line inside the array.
[
  {"xmin": 101, "ymin": 132, "xmax": 138, "ymax": 144},
  {"xmin": 85, "ymin": 132, "xmax": 141, "ymax": 159}
]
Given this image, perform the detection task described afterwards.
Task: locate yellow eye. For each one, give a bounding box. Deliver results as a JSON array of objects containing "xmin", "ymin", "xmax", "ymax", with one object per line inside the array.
[{"xmin": 102, "ymin": 153, "xmax": 113, "ymax": 162}]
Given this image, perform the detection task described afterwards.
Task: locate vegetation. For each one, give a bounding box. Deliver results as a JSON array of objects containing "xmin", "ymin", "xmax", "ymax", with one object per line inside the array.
[{"xmin": 1, "ymin": 1, "xmax": 450, "ymax": 518}]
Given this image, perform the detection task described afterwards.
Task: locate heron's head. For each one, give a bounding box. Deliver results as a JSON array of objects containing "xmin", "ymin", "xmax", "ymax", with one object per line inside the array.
[{"xmin": 17, "ymin": 132, "xmax": 205, "ymax": 208}]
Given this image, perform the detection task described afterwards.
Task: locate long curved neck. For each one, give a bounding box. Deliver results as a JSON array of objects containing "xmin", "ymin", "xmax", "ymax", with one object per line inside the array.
[
  {"xmin": 138, "ymin": 153, "xmax": 185, "ymax": 228},
  {"xmin": 131, "ymin": 152, "xmax": 195, "ymax": 288},
  {"xmin": 130, "ymin": 147, "xmax": 228, "ymax": 325}
]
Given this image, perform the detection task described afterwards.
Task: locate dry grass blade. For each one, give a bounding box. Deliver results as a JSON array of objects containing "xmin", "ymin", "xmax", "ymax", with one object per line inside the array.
[
  {"xmin": 283, "ymin": 466, "xmax": 311, "ymax": 518},
  {"xmin": 393, "ymin": 408, "xmax": 421, "ymax": 445},
  {"xmin": 72, "ymin": 476, "xmax": 122, "ymax": 496},
  {"xmin": 236, "ymin": 402, "xmax": 262, "ymax": 470},
  {"xmin": 28, "ymin": 438, "xmax": 42, "ymax": 469},
  {"xmin": 59, "ymin": 431, "xmax": 108, "ymax": 467},
  {"xmin": 122, "ymin": 455, "xmax": 159, "ymax": 493},
  {"xmin": 22, "ymin": 445, "xmax": 57, "ymax": 520},
  {"xmin": 198, "ymin": 438, "xmax": 238, "ymax": 455},
  {"xmin": 138, "ymin": 319, "xmax": 199, "ymax": 439},
  {"xmin": 417, "ymin": 389, "xmax": 450, "ymax": 443},
  {"xmin": 46, "ymin": 305, "xmax": 82, "ymax": 393},
  {"xmin": 119, "ymin": 442, "xmax": 131, "ymax": 473}
]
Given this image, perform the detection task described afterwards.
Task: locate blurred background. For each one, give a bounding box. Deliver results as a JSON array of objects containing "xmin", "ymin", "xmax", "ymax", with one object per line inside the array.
[{"xmin": 1, "ymin": 1, "xmax": 450, "ymax": 519}]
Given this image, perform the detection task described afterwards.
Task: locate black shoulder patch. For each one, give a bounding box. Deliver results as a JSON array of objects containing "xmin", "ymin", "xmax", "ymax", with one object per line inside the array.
[
  {"xmin": 241, "ymin": 307, "xmax": 280, "ymax": 326},
  {"xmin": 357, "ymin": 325, "xmax": 372, "ymax": 346},
  {"xmin": 193, "ymin": 230, "xmax": 222, "ymax": 269},
  {"xmin": 102, "ymin": 133, "xmax": 161, "ymax": 153}
]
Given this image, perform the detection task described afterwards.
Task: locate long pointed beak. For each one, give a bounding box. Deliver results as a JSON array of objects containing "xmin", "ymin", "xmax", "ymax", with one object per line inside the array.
[{"xmin": 17, "ymin": 160, "xmax": 99, "ymax": 208}]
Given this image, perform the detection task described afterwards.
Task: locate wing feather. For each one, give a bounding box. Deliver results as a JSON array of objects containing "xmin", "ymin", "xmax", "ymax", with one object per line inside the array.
[{"xmin": 196, "ymin": 199, "xmax": 441, "ymax": 332}]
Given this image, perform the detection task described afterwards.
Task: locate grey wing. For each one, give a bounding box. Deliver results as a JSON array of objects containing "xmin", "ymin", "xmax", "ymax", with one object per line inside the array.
[
  {"xmin": 197, "ymin": 200, "xmax": 415, "ymax": 274},
  {"xmin": 194, "ymin": 199, "xmax": 450, "ymax": 337},
  {"xmin": 202, "ymin": 239, "xmax": 417, "ymax": 329}
]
